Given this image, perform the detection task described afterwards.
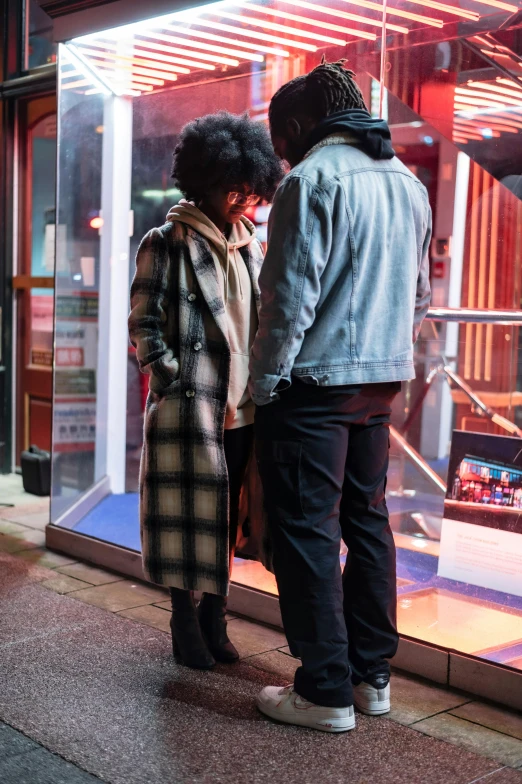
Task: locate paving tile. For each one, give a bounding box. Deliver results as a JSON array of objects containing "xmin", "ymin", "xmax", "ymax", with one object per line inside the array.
[
  {"xmin": 226, "ymin": 617, "xmax": 287, "ymax": 658},
  {"xmin": 40, "ymin": 575, "xmax": 93, "ymax": 595},
  {"xmin": 244, "ymin": 650, "xmax": 299, "ymax": 682},
  {"xmin": 413, "ymin": 714, "xmax": 522, "ymax": 768},
  {"xmin": 152, "ymin": 600, "xmax": 172, "ymax": 611},
  {"xmin": 3, "ymin": 511, "xmax": 50, "ymax": 531},
  {"xmin": 451, "ymin": 703, "xmax": 522, "ymax": 742},
  {"xmin": 70, "ymin": 580, "xmax": 167, "ymax": 612},
  {"xmin": 16, "ymin": 549, "xmax": 78, "ymax": 570},
  {"xmin": 387, "ymin": 672, "xmax": 471, "ymax": 726},
  {"xmin": 0, "ymin": 521, "xmax": 29, "ymax": 535},
  {"xmin": 0, "ymin": 500, "xmax": 50, "ymax": 520},
  {"xmin": 0, "ymin": 722, "xmax": 40, "ymax": 759},
  {"xmin": 56, "ymin": 563, "xmax": 123, "ymax": 586},
  {"xmin": 117, "ymin": 604, "xmax": 172, "ymax": 633},
  {"xmin": 0, "ymin": 747, "xmax": 102, "ymax": 783},
  {"xmin": 0, "ymin": 529, "xmax": 46, "ymax": 553}
]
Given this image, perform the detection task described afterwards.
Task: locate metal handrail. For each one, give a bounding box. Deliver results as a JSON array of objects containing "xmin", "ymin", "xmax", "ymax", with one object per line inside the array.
[{"xmin": 427, "ymin": 307, "xmax": 522, "ymax": 325}]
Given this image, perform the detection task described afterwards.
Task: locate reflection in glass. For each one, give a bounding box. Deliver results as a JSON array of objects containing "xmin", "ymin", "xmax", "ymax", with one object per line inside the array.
[
  {"xmin": 27, "ymin": 0, "xmax": 57, "ymax": 70},
  {"xmin": 53, "ymin": 0, "xmax": 522, "ymax": 674}
]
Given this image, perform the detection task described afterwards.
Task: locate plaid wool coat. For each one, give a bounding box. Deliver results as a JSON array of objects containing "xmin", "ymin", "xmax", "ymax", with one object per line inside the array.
[{"xmin": 129, "ymin": 219, "xmax": 268, "ymax": 596}]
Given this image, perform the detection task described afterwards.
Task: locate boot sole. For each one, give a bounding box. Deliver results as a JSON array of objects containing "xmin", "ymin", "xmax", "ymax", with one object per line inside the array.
[
  {"xmin": 173, "ymin": 653, "xmax": 215, "ymax": 670},
  {"xmin": 172, "ymin": 645, "xmax": 216, "ymax": 670},
  {"xmin": 211, "ymin": 653, "xmax": 240, "ymax": 664},
  {"xmin": 257, "ymin": 699, "xmax": 356, "ymax": 733}
]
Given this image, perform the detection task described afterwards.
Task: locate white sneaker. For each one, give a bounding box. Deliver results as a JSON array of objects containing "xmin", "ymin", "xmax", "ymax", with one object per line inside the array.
[
  {"xmin": 353, "ymin": 678, "xmax": 391, "ymax": 716},
  {"xmin": 257, "ymin": 684, "xmax": 356, "ymax": 733}
]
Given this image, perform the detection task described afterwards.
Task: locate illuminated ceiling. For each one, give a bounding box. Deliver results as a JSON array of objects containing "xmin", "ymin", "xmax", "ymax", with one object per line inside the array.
[
  {"xmin": 453, "ymin": 35, "xmax": 522, "ymax": 144},
  {"xmin": 59, "ymin": 0, "xmax": 522, "ymax": 146}
]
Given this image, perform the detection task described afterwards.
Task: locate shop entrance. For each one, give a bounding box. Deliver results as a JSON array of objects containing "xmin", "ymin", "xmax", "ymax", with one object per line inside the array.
[{"xmin": 13, "ymin": 95, "xmax": 56, "ymax": 463}]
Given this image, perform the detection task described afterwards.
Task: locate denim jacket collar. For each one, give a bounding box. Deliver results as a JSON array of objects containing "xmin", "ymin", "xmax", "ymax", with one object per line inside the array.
[{"xmin": 303, "ymin": 132, "xmax": 359, "ymax": 162}]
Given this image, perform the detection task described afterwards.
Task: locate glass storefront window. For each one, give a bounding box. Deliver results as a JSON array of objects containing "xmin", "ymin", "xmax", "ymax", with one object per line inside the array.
[
  {"xmin": 53, "ymin": 0, "xmax": 522, "ymax": 679},
  {"xmin": 27, "ymin": 0, "xmax": 57, "ymax": 70}
]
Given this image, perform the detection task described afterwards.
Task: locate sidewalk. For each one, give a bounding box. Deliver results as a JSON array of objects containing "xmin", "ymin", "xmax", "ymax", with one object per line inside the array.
[{"xmin": 1, "ymin": 477, "xmax": 522, "ymax": 784}]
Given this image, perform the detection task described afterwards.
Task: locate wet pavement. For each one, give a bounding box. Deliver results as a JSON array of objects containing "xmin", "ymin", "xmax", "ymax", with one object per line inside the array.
[{"xmin": 1, "ymin": 479, "xmax": 522, "ymax": 784}]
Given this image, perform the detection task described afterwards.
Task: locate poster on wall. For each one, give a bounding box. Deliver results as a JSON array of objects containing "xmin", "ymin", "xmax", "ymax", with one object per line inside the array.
[{"xmin": 438, "ymin": 430, "xmax": 522, "ymax": 597}]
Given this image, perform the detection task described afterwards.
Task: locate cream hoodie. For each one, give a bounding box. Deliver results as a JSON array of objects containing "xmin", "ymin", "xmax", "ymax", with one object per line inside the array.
[{"xmin": 167, "ymin": 200, "xmax": 258, "ymax": 429}]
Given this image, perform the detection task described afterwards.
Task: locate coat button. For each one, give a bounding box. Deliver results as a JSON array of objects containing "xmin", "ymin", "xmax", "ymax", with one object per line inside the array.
[
  {"xmin": 188, "ymin": 293, "xmax": 196, "ymax": 302},
  {"xmin": 186, "ymin": 389, "xmax": 195, "ymax": 398},
  {"xmin": 194, "ymin": 342, "xmax": 202, "ymax": 351}
]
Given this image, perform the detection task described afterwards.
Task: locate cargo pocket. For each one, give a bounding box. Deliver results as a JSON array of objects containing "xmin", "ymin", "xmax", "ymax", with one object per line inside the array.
[{"xmin": 256, "ymin": 440, "xmax": 303, "ymax": 519}]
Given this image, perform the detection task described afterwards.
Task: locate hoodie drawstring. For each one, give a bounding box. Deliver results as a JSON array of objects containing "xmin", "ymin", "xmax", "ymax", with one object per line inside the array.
[
  {"xmin": 233, "ymin": 246, "xmax": 244, "ymax": 302},
  {"xmin": 222, "ymin": 239, "xmax": 244, "ymax": 305},
  {"xmin": 224, "ymin": 237, "xmax": 230, "ymax": 306}
]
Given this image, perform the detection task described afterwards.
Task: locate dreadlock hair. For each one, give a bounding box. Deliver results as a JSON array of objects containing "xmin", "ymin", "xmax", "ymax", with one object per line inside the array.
[{"xmin": 269, "ymin": 56, "xmax": 368, "ymax": 136}]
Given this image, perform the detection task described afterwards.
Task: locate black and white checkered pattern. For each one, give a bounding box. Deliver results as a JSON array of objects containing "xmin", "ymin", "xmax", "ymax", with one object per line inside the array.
[{"xmin": 129, "ymin": 220, "xmax": 268, "ymax": 595}]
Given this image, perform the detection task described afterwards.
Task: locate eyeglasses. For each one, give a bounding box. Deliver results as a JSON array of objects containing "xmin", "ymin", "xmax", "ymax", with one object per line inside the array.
[{"xmin": 227, "ymin": 192, "xmax": 261, "ymax": 207}]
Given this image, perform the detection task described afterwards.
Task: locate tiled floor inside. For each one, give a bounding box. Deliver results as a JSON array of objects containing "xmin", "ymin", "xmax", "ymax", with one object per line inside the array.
[{"xmin": 1, "ymin": 475, "xmax": 522, "ymax": 783}]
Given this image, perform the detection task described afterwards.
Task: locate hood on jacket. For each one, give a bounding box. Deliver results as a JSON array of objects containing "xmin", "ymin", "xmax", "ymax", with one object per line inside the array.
[
  {"xmin": 166, "ymin": 200, "xmax": 256, "ymax": 253},
  {"xmin": 166, "ymin": 200, "xmax": 256, "ymax": 303},
  {"xmin": 305, "ymin": 109, "xmax": 395, "ymax": 161}
]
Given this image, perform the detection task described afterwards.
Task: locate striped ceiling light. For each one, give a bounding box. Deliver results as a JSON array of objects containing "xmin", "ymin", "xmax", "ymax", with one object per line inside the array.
[
  {"xmin": 64, "ymin": 0, "xmax": 522, "ymax": 97},
  {"xmin": 453, "ymin": 75, "xmax": 522, "ymax": 144}
]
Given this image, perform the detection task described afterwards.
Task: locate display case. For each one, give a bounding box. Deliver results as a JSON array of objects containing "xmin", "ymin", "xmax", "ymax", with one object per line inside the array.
[{"xmin": 47, "ymin": 0, "xmax": 522, "ymax": 707}]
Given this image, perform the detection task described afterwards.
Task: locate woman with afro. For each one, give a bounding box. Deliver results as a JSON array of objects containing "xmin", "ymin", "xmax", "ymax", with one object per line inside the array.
[{"xmin": 129, "ymin": 112, "xmax": 283, "ymax": 670}]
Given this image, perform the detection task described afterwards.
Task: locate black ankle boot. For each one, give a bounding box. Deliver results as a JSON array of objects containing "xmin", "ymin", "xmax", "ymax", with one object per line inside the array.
[
  {"xmin": 198, "ymin": 593, "xmax": 239, "ymax": 663},
  {"xmin": 170, "ymin": 588, "xmax": 215, "ymax": 670}
]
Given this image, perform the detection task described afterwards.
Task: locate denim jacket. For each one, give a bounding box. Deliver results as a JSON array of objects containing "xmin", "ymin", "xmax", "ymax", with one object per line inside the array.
[{"xmin": 249, "ymin": 135, "xmax": 432, "ymax": 405}]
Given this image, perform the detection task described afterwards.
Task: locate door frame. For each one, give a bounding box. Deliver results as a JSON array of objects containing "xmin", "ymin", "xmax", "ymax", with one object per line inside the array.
[
  {"xmin": 13, "ymin": 95, "xmax": 56, "ymax": 462},
  {"xmin": 0, "ymin": 0, "xmax": 57, "ymax": 472}
]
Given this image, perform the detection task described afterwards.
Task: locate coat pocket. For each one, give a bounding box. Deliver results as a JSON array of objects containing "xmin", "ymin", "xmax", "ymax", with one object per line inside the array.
[
  {"xmin": 149, "ymin": 356, "xmax": 181, "ymax": 396},
  {"xmin": 256, "ymin": 440, "xmax": 303, "ymax": 519}
]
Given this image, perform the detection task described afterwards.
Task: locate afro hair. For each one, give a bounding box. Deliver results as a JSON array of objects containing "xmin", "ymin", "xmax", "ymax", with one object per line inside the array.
[{"xmin": 171, "ymin": 111, "xmax": 284, "ymax": 202}]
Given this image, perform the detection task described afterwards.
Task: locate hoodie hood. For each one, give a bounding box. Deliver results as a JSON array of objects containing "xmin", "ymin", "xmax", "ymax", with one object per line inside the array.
[
  {"xmin": 166, "ymin": 199, "xmax": 256, "ymax": 306},
  {"xmin": 166, "ymin": 200, "xmax": 256, "ymax": 253},
  {"xmin": 305, "ymin": 109, "xmax": 395, "ymax": 161}
]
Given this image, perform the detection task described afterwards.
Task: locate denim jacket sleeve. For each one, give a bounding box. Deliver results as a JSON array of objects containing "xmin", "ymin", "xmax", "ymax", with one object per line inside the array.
[
  {"xmin": 249, "ymin": 175, "xmax": 333, "ymax": 405},
  {"xmin": 413, "ymin": 194, "xmax": 432, "ymax": 343}
]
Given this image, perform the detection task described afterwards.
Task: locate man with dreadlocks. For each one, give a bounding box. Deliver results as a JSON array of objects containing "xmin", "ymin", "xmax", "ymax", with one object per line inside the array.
[{"xmin": 250, "ymin": 58, "xmax": 431, "ymax": 732}]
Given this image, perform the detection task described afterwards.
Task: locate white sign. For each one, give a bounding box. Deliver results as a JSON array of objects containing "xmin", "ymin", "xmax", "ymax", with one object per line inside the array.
[
  {"xmin": 53, "ymin": 400, "xmax": 96, "ymax": 446},
  {"xmin": 438, "ymin": 518, "xmax": 522, "ymax": 597},
  {"xmin": 55, "ymin": 321, "xmax": 97, "ymax": 370}
]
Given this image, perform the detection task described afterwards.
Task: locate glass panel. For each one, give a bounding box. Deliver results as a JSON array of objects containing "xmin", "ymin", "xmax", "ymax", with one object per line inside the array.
[
  {"xmin": 53, "ymin": 0, "xmax": 522, "ymax": 673},
  {"xmin": 56, "ymin": 0, "xmax": 386, "ymax": 518},
  {"xmin": 384, "ymin": 30, "xmax": 522, "ymax": 203},
  {"xmin": 382, "ymin": 27, "xmax": 522, "ymax": 671},
  {"xmin": 27, "ymin": 0, "xmax": 57, "ymax": 70},
  {"xmin": 391, "ymin": 319, "xmax": 522, "ymax": 671},
  {"xmin": 52, "ymin": 63, "xmax": 103, "ymax": 521}
]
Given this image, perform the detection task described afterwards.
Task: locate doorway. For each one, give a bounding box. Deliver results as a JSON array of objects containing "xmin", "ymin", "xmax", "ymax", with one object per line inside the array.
[{"xmin": 14, "ymin": 94, "xmax": 56, "ymax": 464}]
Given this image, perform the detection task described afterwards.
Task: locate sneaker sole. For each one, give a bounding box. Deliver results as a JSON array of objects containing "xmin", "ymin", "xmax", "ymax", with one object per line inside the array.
[
  {"xmin": 257, "ymin": 698, "xmax": 356, "ymax": 733},
  {"xmin": 354, "ymin": 698, "xmax": 391, "ymax": 716}
]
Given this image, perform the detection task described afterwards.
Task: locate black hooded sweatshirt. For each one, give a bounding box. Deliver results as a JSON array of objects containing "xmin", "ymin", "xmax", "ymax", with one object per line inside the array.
[{"xmin": 305, "ymin": 108, "xmax": 395, "ymax": 161}]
